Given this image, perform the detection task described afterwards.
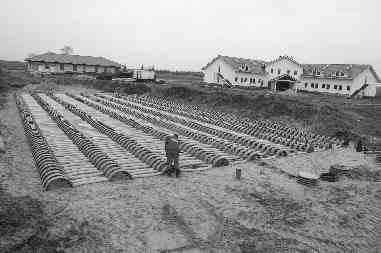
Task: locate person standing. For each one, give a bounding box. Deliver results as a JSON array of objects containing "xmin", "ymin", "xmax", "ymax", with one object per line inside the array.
[{"xmin": 164, "ymin": 134, "xmax": 181, "ymax": 177}]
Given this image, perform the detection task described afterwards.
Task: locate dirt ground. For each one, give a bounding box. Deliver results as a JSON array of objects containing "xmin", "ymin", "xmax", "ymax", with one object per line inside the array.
[{"xmin": 1, "ymin": 83, "xmax": 381, "ymax": 252}]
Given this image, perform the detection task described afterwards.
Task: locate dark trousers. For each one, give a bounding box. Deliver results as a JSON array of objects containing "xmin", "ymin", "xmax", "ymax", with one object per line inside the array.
[{"xmin": 166, "ymin": 154, "xmax": 180, "ymax": 176}]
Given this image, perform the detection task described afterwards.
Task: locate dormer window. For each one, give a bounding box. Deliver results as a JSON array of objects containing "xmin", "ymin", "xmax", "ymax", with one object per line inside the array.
[{"xmin": 240, "ymin": 64, "xmax": 249, "ymax": 71}]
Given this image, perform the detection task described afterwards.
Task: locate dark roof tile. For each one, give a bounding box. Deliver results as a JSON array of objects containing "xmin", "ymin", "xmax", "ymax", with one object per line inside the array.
[
  {"xmin": 25, "ymin": 52, "xmax": 120, "ymax": 67},
  {"xmin": 202, "ymin": 55, "xmax": 267, "ymax": 75}
]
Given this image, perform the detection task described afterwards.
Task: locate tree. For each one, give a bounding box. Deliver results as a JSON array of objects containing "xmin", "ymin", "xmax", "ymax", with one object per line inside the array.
[{"xmin": 60, "ymin": 46, "xmax": 74, "ymax": 55}]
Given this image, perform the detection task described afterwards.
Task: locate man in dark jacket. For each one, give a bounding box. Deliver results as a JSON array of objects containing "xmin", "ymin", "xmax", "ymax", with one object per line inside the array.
[{"xmin": 164, "ymin": 134, "xmax": 180, "ymax": 177}]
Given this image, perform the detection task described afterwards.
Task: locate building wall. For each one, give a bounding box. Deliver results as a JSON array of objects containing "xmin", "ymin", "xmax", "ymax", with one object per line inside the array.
[
  {"xmin": 352, "ymin": 68, "xmax": 378, "ymax": 97},
  {"xmin": 27, "ymin": 61, "xmax": 120, "ymax": 74},
  {"xmin": 232, "ymin": 72, "xmax": 267, "ymax": 87},
  {"xmin": 375, "ymin": 85, "xmax": 381, "ymax": 97},
  {"xmin": 297, "ymin": 77, "xmax": 353, "ymax": 95},
  {"xmin": 76, "ymin": 65, "xmax": 84, "ymax": 73},
  {"xmin": 203, "ymin": 58, "xmax": 236, "ymax": 85},
  {"xmin": 63, "ymin": 64, "xmax": 73, "ymax": 72},
  {"xmin": 265, "ymin": 59, "xmax": 303, "ymax": 80},
  {"xmin": 203, "ymin": 58, "xmax": 267, "ymax": 87},
  {"xmin": 84, "ymin": 65, "xmax": 95, "ymax": 73}
]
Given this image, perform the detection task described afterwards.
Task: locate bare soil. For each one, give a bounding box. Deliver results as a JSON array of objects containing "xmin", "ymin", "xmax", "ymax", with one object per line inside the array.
[{"xmin": 0, "ymin": 71, "xmax": 380, "ymax": 252}]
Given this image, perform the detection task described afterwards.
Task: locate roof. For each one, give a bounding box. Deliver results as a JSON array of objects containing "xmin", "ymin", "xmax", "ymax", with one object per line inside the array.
[
  {"xmin": 202, "ymin": 55, "xmax": 267, "ymax": 75},
  {"xmin": 25, "ymin": 52, "xmax": 120, "ymax": 67},
  {"xmin": 267, "ymin": 55, "xmax": 302, "ymax": 67},
  {"xmin": 302, "ymin": 64, "xmax": 380, "ymax": 82}
]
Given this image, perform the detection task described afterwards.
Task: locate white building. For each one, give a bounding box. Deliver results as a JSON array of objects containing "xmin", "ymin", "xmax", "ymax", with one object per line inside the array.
[
  {"xmin": 25, "ymin": 52, "xmax": 120, "ymax": 74},
  {"xmin": 133, "ymin": 67, "xmax": 156, "ymax": 81},
  {"xmin": 202, "ymin": 55, "xmax": 381, "ymax": 97}
]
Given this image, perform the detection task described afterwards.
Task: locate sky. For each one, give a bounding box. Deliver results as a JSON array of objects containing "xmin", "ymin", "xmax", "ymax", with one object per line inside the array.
[{"xmin": 1, "ymin": 0, "xmax": 381, "ymax": 73}]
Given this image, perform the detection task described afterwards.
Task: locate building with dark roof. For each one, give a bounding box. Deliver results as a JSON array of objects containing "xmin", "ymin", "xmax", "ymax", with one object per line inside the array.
[
  {"xmin": 202, "ymin": 55, "xmax": 381, "ymax": 97},
  {"xmin": 25, "ymin": 52, "xmax": 121, "ymax": 74}
]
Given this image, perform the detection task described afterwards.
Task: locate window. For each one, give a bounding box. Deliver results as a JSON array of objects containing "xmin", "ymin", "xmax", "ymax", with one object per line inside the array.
[
  {"xmin": 218, "ymin": 66, "xmax": 221, "ymax": 73},
  {"xmin": 305, "ymin": 83, "xmax": 308, "ymax": 88},
  {"xmin": 322, "ymin": 84, "xmax": 325, "ymax": 88},
  {"xmin": 315, "ymin": 84, "xmax": 319, "ymax": 89},
  {"xmin": 60, "ymin": 64, "xmax": 64, "ymax": 71},
  {"xmin": 340, "ymin": 72, "xmax": 344, "ymax": 76},
  {"xmin": 45, "ymin": 64, "xmax": 49, "ymax": 69},
  {"xmin": 245, "ymin": 66, "xmax": 249, "ymax": 71},
  {"xmin": 347, "ymin": 86, "xmax": 350, "ymax": 91},
  {"xmin": 271, "ymin": 68, "xmax": 274, "ymax": 74},
  {"xmin": 249, "ymin": 78, "xmax": 252, "ymax": 84},
  {"xmin": 278, "ymin": 69, "xmax": 281, "ymax": 75},
  {"xmin": 287, "ymin": 70, "xmax": 290, "ymax": 75},
  {"xmin": 316, "ymin": 71, "xmax": 320, "ymax": 76},
  {"xmin": 253, "ymin": 78, "xmax": 255, "ymax": 83},
  {"xmin": 95, "ymin": 66, "xmax": 98, "ymax": 72},
  {"xmin": 235, "ymin": 77, "xmax": 238, "ymax": 82},
  {"xmin": 294, "ymin": 70, "xmax": 297, "ymax": 75},
  {"xmin": 327, "ymin": 84, "xmax": 330, "ymax": 89},
  {"xmin": 339, "ymin": 85, "xmax": 342, "ymax": 90},
  {"xmin": 335, "ymin": 71, "xmax": 340, "ymax": 76},
  {"xmin": 241, "ymin": 77, "xmax": 244, "ymax": 83},
  {"xmin": 334, "ymin": 85, "xmax": 337, "ymax": 89},
  {"xmin": 310, "ymin": 83, "xmax": 314, "ymax": 88},
  {"xmin": 73, "ymin": 64, "xmax": 77, "ymax": 71},
  {"xmin": 244, "ymin": 77, "xmax": 247, "ymax": 82}
]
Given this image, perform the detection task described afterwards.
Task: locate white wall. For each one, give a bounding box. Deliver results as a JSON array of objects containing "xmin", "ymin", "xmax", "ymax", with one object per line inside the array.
[
  {"xmin": 203, "ymin": 57, "xmax": 236, "ymax": 85},
  {"xmin": 352, "ymin": 68, "xmax": 378, "ymax": 97},
  {"xmin": 232, "ymin": 72, "xmax": 267, "ymax": 87},
  {"xmin": 298, "ymin": 77, "xmax": 353, "ymax": 95},
  {"xmin": 85, "ymin": 66, "xmax": 95, "ymax": 72},
  {"xmin": 265, "ymin": 58, "xmax": 303, "ymax": 80},
  {"xmin": 203, "ymin": 57, "xmax": 267, "ymax": 86}
]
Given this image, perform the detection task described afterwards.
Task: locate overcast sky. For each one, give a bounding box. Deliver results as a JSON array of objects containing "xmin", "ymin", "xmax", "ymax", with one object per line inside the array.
[{"xmin": 1, "ymin": 0, "xmax": 380, "ymax": 73}]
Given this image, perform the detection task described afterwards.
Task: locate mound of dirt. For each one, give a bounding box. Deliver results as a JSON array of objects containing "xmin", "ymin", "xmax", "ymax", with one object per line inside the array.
[
  {"xmin": 0, "ymin": 184, "xmax": 105, "ymax": 252},
  {"xmin": 150, "ymin": 84, "xmax": 381, "ymax": 141}
]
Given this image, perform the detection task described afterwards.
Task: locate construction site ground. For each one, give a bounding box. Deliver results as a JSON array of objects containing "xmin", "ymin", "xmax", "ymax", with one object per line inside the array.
[{"xmin": 0, "ymin": 80, "xmax": 381, "ymax": 252}]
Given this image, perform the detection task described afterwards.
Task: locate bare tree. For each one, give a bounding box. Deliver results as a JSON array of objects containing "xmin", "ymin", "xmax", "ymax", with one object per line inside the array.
[{"xmin": 60, "ymin": 46, "xmax": 74, "ymax": 55}]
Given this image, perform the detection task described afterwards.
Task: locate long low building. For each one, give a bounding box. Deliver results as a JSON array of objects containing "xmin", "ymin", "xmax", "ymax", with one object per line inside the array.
[
  {"xmin": 25, "ymin": 52, "xmax": 120, "ymax": 74},
  {"xmin": 202, "ymin": 55, "xmax": 381, "ymax": 97}
]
